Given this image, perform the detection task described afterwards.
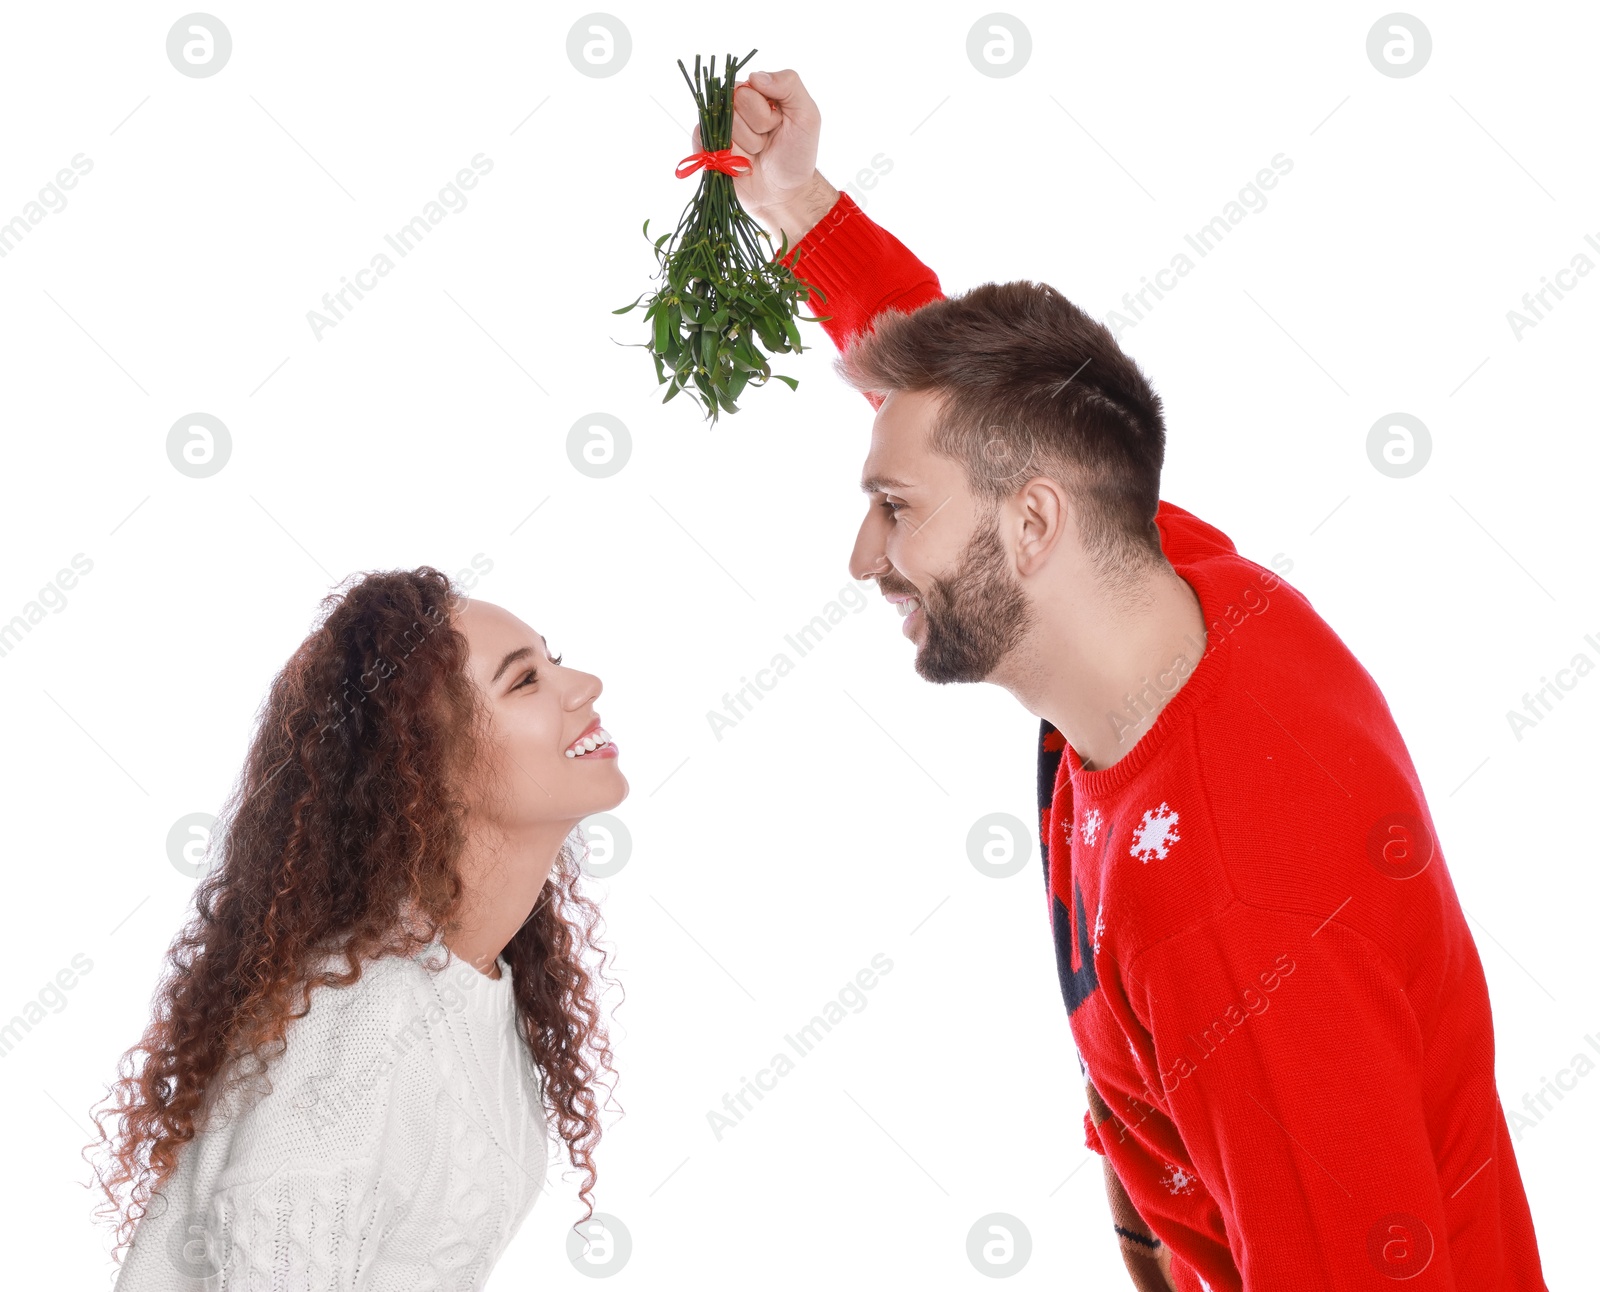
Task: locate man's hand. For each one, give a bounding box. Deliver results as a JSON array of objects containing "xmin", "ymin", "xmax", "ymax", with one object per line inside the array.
[{"xmin": 688, "ymin": 68, "xmax": 840, "ymax": 252}]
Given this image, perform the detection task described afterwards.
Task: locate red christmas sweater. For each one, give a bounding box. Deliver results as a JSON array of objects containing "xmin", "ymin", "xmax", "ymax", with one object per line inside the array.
[{"xmin": 779, "ymin": 191, "xmax": 1548, "ymax": 1292}]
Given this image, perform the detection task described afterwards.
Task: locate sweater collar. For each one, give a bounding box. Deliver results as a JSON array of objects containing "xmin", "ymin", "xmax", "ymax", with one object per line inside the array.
[
  {"xmin": 414, "ymin": 931, "xmax": 513, "ymax": 990},
  {"xmin": 1041, "ymin": 560, "xmax": 1233, "ymax": 802}
]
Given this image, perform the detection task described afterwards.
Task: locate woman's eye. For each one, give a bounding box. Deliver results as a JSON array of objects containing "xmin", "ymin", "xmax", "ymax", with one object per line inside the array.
[{"xmin": 517, "ymin": 653, "xmax": 562, "ymax": 688}]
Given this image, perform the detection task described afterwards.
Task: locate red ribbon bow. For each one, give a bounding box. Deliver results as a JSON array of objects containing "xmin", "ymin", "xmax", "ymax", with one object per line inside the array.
[{"xmin": 675, "ymin": 147, "xmax": 753, "ymax": 179}]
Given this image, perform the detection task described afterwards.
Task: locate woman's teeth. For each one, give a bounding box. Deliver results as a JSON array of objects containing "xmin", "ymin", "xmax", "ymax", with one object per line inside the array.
[{"xmin": 565, "ymin": 728, "xmax": 612, "ymax": 757}]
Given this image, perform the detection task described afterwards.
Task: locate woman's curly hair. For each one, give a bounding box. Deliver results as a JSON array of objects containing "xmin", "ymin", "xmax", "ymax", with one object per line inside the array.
[{"xmin": 81, "ymin": 566, "xmax": 621, "ymax": 1268}]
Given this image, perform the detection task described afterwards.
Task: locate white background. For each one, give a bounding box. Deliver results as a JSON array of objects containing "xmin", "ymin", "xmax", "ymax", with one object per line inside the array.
[{"xmin": 1, "ymin": 2, "xmax": 1594, "ymax": 1288}]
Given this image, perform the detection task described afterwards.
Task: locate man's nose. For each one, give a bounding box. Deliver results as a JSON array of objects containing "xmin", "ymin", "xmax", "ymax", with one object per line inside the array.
[{"xmin": 849, "ymin": 508, "xmax": 889, "ymax": 582}]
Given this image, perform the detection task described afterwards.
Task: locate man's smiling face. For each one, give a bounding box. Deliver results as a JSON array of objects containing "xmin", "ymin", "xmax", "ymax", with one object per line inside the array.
[{"xmin": 848, "ymin": 388, "xmax": 1036, "ymax": 683}]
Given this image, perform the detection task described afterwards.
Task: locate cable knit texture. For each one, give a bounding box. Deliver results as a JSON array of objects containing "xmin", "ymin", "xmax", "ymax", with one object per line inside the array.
[{"xmin": 113, "ymin": 937, "xmax": 548, "ymax": 1291}]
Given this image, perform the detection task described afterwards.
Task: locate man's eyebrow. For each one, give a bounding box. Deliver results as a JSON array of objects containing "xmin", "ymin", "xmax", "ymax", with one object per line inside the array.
[{"xmin": 861, "ymin": 475, "xmax": 914, "ymax": 494}]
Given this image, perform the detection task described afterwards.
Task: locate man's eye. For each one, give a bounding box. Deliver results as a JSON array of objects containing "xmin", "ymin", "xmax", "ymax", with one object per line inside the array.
[{"xmin": 881, "ymin": 500, "xmax": 906, "ymax": 518}]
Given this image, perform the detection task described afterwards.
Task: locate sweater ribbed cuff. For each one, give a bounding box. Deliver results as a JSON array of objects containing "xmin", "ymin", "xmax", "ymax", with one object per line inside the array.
[{"xmin": 777, "ymin": 190, "xmax": 942, "ymax": 349}]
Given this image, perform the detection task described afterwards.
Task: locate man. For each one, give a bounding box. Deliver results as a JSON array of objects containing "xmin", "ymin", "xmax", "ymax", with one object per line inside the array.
[{"xmin": 693, "ymin": 69, "xmax": 1551, "ymax": 1292}]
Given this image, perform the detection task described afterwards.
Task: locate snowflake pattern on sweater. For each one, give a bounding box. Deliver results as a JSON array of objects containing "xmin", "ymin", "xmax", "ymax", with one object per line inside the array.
[
  {"xmin": 1161, "ymin": 1161, "xmax": 1199, "ymax": 1196},
  {"xmin": 1080, "ymin": 808, "xmax": 1104, "ymax": 846},
  {"xmin": 1129, "ymin": 801, "xmax": 1180, "ymax": 863}
]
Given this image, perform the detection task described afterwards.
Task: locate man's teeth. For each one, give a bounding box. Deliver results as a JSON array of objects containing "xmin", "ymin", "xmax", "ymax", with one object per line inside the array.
[
  {"xmin": 565, "ymin": 728, "xmax": 612, "ymax": 757},
  {"xmin": 896, "ymin": 598, "xmax": 920, "ymax": 618}
]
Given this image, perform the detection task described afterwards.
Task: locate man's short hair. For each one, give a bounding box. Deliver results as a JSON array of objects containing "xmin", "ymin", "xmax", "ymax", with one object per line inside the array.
[{"xmin": 837, "ymin": 280, "xmax": 1168, "ymax": 582}]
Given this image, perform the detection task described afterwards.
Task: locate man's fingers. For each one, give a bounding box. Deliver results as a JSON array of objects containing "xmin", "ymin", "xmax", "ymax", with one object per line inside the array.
[
  {"xmin": 733, "ymin": 81, "xmax": 782, "ymax": 132},
  {"xmin": 744, "ymin": 69, "xmax": 819, "ymax": 129},
  {"xmin": 730, "ymin": 114, "xmax": 766, "ymax": 158}
]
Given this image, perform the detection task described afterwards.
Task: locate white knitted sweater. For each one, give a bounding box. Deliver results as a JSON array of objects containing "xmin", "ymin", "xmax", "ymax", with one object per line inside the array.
[{"xmin": 112, "ymin": 937, "xmax": 550, "ymax": 1290}]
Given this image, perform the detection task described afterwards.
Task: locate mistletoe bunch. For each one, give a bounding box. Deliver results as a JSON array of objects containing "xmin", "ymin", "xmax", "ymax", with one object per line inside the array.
[{"xmin": 613, "ymin": 49, "xmax": 827, "ymax": 424}]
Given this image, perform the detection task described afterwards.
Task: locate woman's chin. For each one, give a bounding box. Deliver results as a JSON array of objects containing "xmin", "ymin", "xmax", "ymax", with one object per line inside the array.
[{"xmin": 580, "ymin": 768, "xmax": 629, "ymax": 814}]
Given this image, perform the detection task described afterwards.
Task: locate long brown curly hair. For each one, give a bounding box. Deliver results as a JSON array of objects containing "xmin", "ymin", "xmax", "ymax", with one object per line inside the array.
[{"xmin": 82, "ymin": 566, "xmax": 621, "ymax": 1268}]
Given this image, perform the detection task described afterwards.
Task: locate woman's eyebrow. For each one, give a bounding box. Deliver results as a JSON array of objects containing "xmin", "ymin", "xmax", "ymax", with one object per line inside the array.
[{"xmin": 491, "ymin": 645, "xmax": 536, "ymax": 684}]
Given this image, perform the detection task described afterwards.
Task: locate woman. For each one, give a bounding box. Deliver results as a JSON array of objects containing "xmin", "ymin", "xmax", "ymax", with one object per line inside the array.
[{"xmin": 84, "ymin": 566, "xmax": 624, "ymax": 1288}]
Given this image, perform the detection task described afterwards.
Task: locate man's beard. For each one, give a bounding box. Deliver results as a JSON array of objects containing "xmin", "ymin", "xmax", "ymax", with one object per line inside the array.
[{"xmin": 896, "ymin": 513, "xmax": 1035, "ymax": 684}]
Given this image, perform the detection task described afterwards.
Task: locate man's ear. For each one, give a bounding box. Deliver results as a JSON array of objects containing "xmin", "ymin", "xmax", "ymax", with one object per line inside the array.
[{"xmin": 1014, "ymin": 476, "xmax": 1071, "ymax": 577}]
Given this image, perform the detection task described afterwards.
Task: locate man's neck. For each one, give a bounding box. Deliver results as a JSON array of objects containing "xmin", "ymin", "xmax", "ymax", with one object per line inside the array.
[{"xmin": 999, "ymin": 560, "xmax": 1207, "ymax": 773}]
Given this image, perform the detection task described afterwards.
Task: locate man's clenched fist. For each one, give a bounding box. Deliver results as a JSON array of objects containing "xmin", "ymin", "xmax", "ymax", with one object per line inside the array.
[{"xmin": 689, "ymin": 68, "xmax": 839, "ymax": 251}]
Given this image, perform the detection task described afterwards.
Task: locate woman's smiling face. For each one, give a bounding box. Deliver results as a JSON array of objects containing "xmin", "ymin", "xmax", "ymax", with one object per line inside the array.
[{"xmin": 454, "ymin": 598, "xmax": 627, "ymax": 832}]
